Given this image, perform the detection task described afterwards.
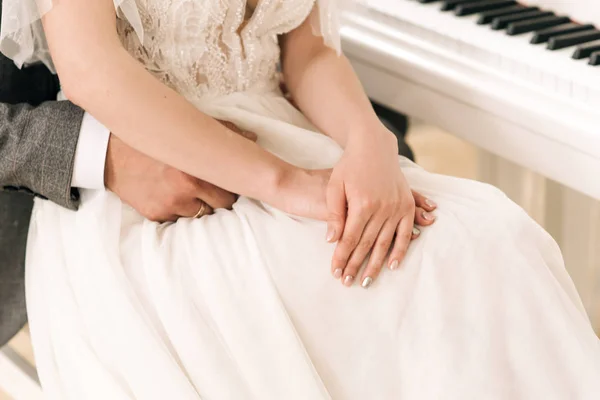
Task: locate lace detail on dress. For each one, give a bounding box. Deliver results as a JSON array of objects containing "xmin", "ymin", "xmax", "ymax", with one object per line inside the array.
[{"xmin": 117, "ymin": 0, "xmax": 317, "ymax": 101}]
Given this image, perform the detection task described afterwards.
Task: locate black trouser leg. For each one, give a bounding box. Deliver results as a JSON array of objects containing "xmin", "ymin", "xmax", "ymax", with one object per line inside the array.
[{"xmin": 0, "ymin": 192, "xmax": 33, "ymax": 347}]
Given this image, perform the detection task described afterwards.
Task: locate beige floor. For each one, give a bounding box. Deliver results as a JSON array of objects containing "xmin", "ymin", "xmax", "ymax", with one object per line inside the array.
[{"xmin": 0, "ymin": 123, "xmax": 479, "ymax": 399}]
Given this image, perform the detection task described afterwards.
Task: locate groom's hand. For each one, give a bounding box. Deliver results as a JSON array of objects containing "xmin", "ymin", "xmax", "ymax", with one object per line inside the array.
[{"xmin": 104, "ymin": 121, "xmax": 257, "ymax": 222}]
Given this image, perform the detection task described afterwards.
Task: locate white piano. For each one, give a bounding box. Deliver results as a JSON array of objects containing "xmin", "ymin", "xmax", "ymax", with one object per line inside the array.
[{"xmin": 342, "ymin": 0, "xmax": 600, "ymax": 328}]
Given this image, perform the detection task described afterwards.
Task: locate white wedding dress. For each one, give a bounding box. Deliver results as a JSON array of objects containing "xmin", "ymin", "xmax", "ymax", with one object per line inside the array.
[{"xmin": 2, "ymin": 0, "xmax": 600, "ymax": 399}]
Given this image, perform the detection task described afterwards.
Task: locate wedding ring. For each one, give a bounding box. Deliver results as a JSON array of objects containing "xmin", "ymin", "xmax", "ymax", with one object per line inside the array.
[{"xmin": 192, "ymin": 202, "xmax": 208, "ymax": 219}]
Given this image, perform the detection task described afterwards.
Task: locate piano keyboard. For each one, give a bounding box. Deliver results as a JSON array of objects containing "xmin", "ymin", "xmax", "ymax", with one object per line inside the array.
[
  {"xmin": 420, "ymin": 0, "xmax": 600, "ymax": 64},
  {"xmin": 347, "ymin": 0, "xmax": 600, "ymax": 106},
  {"xmin": 341, "ymin": 0, "xmax": 600, "ymax": 201}
]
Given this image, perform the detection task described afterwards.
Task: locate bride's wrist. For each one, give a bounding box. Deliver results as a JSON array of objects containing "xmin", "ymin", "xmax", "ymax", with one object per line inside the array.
[
  {"xmin": 273, "ymin": 164, "xmax": 304, "ymax": 193},
  {"xmin": 345, "ymin": 123, "xmax": 398, "ymax": 154},
  {"xmin": 260, "ymin": 160, "xmax": 301, "ymax": 202},
  {"xmin": 271, "ymin": 165, "xmax": 321, "ymax": 198}
]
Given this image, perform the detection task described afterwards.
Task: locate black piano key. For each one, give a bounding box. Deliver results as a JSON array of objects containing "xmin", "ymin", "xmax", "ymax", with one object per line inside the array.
[
  {"xmin": 455, "ymin": 0, "xmax": 516, "ymax": 17},
  {"xmin": 418, "ymin": 0, "xmax": 441, "ymax": 3},
  {"xmin": 532, "ymin": 23, "xmax": 595, "ymax": 44},
  {"xmin": 572, "ymin": 40, "xmax": 600, "ymax": 59},
  {"xmin": 441, "ymin": 0, "xmax": 484, "ymax": 12},
  {"xmin": 477, "ymin": 5, "xmax": 532, "ymax": 25},
  {"xmin": 491, "ymin": 10, "xmax": 553, "ymax": 30},
  {"xmin": 589, "ymin": 51, "xmax": 600, "ymax": 66},
  {"xmin": 548, "ymin": 30, "xmax": 600, "ymax": 50},
  {"xmin": 506, "ymin": 15, "xmax": 570, "ymax": 36}
]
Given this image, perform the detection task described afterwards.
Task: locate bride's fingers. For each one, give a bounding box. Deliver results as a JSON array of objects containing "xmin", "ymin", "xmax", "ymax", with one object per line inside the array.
[
  {"xmin": 342, "ymin": 215, "xmax": 387, "ymax": 288},
  {"xmin": 412, "ymin": 190, "xmax": 437, "ymax": 212},
  {"xmin": 360, "ymin": 219, "xmax": 398, "ymax": 287},
  {"xmin": 387, "ymin": 217, "xmax": 414, "ymax": 270},
  {"xmin": 411, "ymin": 226, "xmax": 421, "ymax": 241},
  {"xmin": 414, "ymin": 206, "xmax": 435, "ymax": 227},
  {"xmin": 331, "ymin": 207, "xmax": 371, "ymax": 285},
  {"xmin": 326, "ymin": 178, "xmax": 347, "ymax": 244}
]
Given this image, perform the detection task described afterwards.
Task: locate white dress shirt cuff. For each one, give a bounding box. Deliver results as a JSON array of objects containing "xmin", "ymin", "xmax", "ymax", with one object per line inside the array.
[{"xmin": 71, "ymin": 112, "xmax": 110, "ymax": 190}]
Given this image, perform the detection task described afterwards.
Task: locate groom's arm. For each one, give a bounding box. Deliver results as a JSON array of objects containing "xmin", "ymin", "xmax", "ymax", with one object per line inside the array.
[
  {"xmin": 0, "ymin": 102, "xmax": 84, "ymax": 209},
  {"xmin": 0, "ymin": 60, "xmax": 85, "ymax": 209}
]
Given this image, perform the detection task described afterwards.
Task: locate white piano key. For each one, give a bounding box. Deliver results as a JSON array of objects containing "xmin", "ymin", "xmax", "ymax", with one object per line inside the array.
[
  {"xmin": 572, "ymin": 82, "xmax": 589, "ymax": 103},
  {"xmin": 528, "ymin": 67, "xmax": 542, "ymax": 85},
  {"xmin": 557, "ymin": 77, "xmax": 572, "ymax": 97},
  {"xmin": 542, "ymin": 71, "xmax": 557, "ymax": 91}
]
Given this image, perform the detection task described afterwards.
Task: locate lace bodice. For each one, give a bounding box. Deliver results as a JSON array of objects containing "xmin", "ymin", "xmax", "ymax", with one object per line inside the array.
[
  {"xmin": 116, "ymin": 0, "xmax": 318, "ymax": 101},
  {"xmin": 0, "ymin": 0, "xmax": 343, "ymax": 102}
]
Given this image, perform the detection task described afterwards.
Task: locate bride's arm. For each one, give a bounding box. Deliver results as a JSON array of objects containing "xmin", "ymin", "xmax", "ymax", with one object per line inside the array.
[
  {"xmin": 280, "ymin": 11, "xmax": 389, "ymax": 149},
  {"xmin": 280, "ymin": 14, "xmax": 419, "ymax": 288},
  {"xmin": 41, "ymin": 0, "xmax": 294, "ymax": 205}
]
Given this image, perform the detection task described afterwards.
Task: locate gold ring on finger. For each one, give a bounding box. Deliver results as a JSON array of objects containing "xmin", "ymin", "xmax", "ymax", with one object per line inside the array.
[{"xmin": 193, "ymin": 202, "xmax": 208, "ymax": 219}]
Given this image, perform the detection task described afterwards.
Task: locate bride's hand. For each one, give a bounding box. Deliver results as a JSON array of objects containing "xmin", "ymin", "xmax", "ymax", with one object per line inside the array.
[
  {"xmin": 273, "ymin": 168, "xmax": 332, "ymax": 220},
  {"xmin": 326, "ymin": 129, "xmax": 417, "ymax": 288}
]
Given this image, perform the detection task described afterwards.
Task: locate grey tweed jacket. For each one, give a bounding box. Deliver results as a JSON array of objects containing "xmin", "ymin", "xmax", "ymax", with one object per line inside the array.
[{"xmin": 0, "ymin": 46, "xmax": 85, "ymax": 347}]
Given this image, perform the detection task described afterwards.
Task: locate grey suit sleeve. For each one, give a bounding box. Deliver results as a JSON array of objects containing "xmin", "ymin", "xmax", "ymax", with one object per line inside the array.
[{"xmin": 0, "ymin": 101, "xmax": 85, "ymax": 210}]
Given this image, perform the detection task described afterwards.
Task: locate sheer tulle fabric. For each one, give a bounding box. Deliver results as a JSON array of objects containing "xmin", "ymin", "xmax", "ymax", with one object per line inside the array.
[
  {"xmin": 0, "ymin": 0, "xmax": 53, "ymax": 69},
  {"xmin": 0, "ymin": 0, "xmax": 345, "ymax": 74},
  {"xmin": 309, "ymin": 0, "xmax": 345, "ymax": 54}
]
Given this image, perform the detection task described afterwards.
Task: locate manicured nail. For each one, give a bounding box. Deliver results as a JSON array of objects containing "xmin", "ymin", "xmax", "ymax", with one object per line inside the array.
[
  {"xmin": 389, "ymin": 259, "xmax": 399, "ymax": 270},
  {"xmin": 326, "ymin": 228, "xmax": 336, "ymax": 242},
  {"xmin": 361, "ymin": 276, "xmax": 373, "ymax": 289},
  {"xmin": 412, "ymin": 226, "xmax": 421, "ymax": 236},
  {"xmin": 343, "ymin": 275, "xmax": 354, "ymax": 286},
  {"xmin": 422, "ymin": 211, "xmax": 435, "ymax": 221},
  {"xmin": 425, "ymin": 199, "xmax": 437, "ymax": 208},
  {"xmin": 333, "ymin": 268, "xmax": 343, "ymax": 279}
]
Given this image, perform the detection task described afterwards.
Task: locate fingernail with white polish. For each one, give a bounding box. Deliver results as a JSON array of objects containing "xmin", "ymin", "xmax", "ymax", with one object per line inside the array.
[
  {"xmin": 389, "ymin": 260, "xmax": 399, "ymax": 271},
  {"xmin": 333, "ymin": 268, "xmax": 343, "ymax": 279},
  {"xmin": 425, "ymin": 199, "xmax": 437, "ymax": 208},
  {"xmin": 343, "ymin": 275, "xmax": 354, "ymax": 286},
  {"xmin": 422, "ymin": 211, "xmax": 435, "ymax": 221},
  {"xmin": 361, "ymin": 276, "xmax": 373, "ymax": 289},
  {"xmin": 412, "ymin": 227, "xmax": 421, "ymax": 236},
  {"xmin": 326, "ymin": 228, "xmax": 336, "ymax": 242}
]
